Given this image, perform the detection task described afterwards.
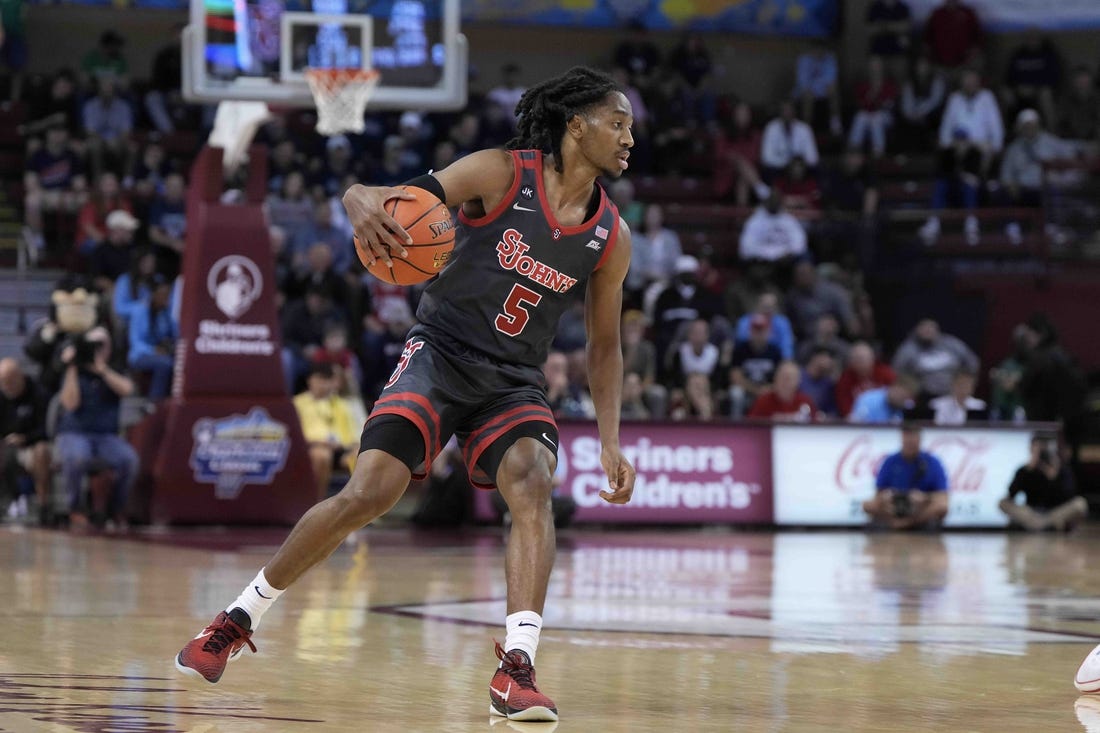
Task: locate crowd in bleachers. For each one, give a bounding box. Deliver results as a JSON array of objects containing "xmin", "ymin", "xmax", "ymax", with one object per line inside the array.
[{"xmin": 0, "ymin": 0, "xmax": 1097, "ymax": 527}]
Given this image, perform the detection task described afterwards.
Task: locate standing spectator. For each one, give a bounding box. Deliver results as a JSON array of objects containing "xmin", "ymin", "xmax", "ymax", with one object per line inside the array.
[
  {"xmin": 929, "ymin": 370, "xmax": 987, "ymax": 424},
  {"xmin": 544, "ymin": 350, "xmax": 595, "ymax": 420},
  {"xmin": 82, "ymin": 79, "xmax": 133, "ymax": 177},
  {"xmin": 761, "ymin": 101, "xmax": 820, "ymax": 179},
  {"xmin": 999, "ymin": 109, "xmax": 1075, "ymax": 245},
  {"xmin": 713, "ymin": 101, "xmax": 766, "ymax": 205},
  {"xmin": 627, "ymin": 203, "xmax": 683, "ymax": 306},
  {"xmin": 651, "ymin": 255, "xmax": 722, "ymax": 360},
  {"xmin": 735, "ymin": 291, "xmax": 795, "ymax": 360},
  {"xmin": 1017, "ymin": 313, "xmax": 1086, "ymax": 424},
  {"xmin": 738, "ymin": 192, "xmax": 808, "ymax": 266},
  {"xmin": 793, "ymin": 43, "xmax": 842, "ymax": 136},
  {"xmin": 729, "ymin": 315, "xmax": 783, "ymax": 417},
  {"xmin": 773, "ymin": 157, "xmax": 821, "ymax": 213},
  {"xmin": 144, "ymin": 29, "xmax": 187, "ymax": 134},
  {"xmin": 23, "ymin": 126, "xmax": 87, "ymax": 257},
  {"xmin": 0, "ymin": 359, "xmax": 50, "ymax": 524},
  {"xmin": 148, "ymin": 172, "xmax": 187, "ymax": 273},
  {"xmin": 620, "ymin": 310, "xmax": 666, "ymax": 419},
  {"xmin": 667, "ymin": 319, "xmax": 721, "ymax": 391},
  {"xmin": 1057, "ymin": 67, "xmax": 1100, "ymax": 142},
  {"xmin": 924, "ymin": 0, "xmax": 983, "ymax": 70},
  {"xmin": 786, "ymin": 259, "xmax": 857, "ymax": 339},
  {"xmin": 867, "ymin": 0, "xmax": 912, "ymax": 74},
  {"xmin": 892, "ymin": 319, "xmax": 979, "ymax": 399},
  {"xmin": 127, "ymin": 276, "xmax": 177, "ymax": 400},
  {"xmin": 919, "ymin": 69, "xmax": 1004, "ymax": 245},
  {"xmin": 796, "ymin": 313, "xmax": 851, "ymax": 365},
  {"xmin": 800, "ymin": 347, "xmax": 838, "ymax": 416},
  {"xmin": 80, "ymin": 30, "xmax": 129, "ymax": 89},
  {"xmin": 898, "ymin": 56, "xmax": 947, "ymax": 151},
  {"xmin": 88, "ymin": 210, "xmax": 140, "ymax": 295},
  {"xmin": 836, "ymin": 341, "xmax": 895, "ymax": 417},
  {"xmin": 293, "ymin": 363, "xmax": 357, "ymax": 501},
  {"xmin": 848, "ymin": 55, "xmax": 899, "ymax": 158},
  {"xmin": 999, "ymin": 435, "xmax": 1088, "ymax": 531},
  {"xmin": 1001, "ymin": 35, "xmax": 1061, "ymax": 126},
  {"xmin": 849, "ymin": 373, "xmax": 919, "ymax": 423},
  {"xmin": 749, "ymin": 360, "xmax": 818, "ymax": 421},
  {"xmin": 863, "ymin": 425, "xmax": 949, "ymax": 530},
  {"xmin": 75, "ymin": 171, "xmax": 131, "ymax": 256},
  {"xmin": 0, "ymin": 0, "xmax": 27, "ymax": 100},
  {"xmin": 55, "ymin": 326, "xmax": 138, "ymax": 529}
]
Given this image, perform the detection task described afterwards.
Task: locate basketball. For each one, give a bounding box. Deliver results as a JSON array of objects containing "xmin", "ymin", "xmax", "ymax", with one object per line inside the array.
[{"xmin": 356, "ymin": 186, "xmax": 455, "ymax": 286}]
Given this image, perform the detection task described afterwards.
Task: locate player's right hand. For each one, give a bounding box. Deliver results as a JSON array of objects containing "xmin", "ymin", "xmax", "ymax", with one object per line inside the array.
[{"xmin": 342, "ymin": 184, "xmax": 417, "ymax": 268}]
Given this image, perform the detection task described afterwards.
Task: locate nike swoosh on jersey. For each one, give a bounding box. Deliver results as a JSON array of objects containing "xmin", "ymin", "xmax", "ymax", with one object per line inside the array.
[{"xmin": 512, "ymin": 203, "xmax": 536, "ymax": 212}]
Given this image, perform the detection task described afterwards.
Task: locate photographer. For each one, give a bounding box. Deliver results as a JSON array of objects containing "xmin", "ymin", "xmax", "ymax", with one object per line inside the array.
[
  {"xmin": 999, "ymin": 435, "xmax": 1087, "ymax": 531},
  {"xmin": 56, "ymin": 326, "xmax": 139, "ymax": 529},
  {"xmin": 862, "ymin": 425, "xmax": 949, "ymax": 530}
]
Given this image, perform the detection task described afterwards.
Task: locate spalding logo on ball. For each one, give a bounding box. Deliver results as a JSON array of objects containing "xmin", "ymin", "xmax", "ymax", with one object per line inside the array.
[{"xmin": 355, "ymin": 186, "xmax": 455, "ymax": 286}]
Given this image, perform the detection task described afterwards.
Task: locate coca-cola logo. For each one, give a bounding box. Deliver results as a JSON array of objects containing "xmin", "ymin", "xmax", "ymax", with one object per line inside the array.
[{"xmin": 834, "ymin": 434, "xmax": 993, "ymax": 493}]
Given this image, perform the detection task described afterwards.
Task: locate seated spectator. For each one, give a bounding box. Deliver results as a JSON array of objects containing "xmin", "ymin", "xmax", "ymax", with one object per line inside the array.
[
  {"xmin": 621, "ymin": 310, "xmax": 667, "ymax": 419},
  {"xmin": 667, "ymin": 319, "xmax": 721, "ymax": 390},
  {"xmin": 793, "ymin": 43, "xmax": 841, "ymax": 136},
  {"xmin": 1057, "ymin": 66, "xmax": 1100, "ymax": 142},
  {"xmin": 651, "ymin": 255, "xmax": 723, "ymax": 360},
  {"xmin": 447, "ymin": 112, "xmax": 484, "ymax": 159},
  {"xmin": 23, "ymin": 70, "xmax": 81, "ymax": 142},
  {"xmin": 739, "ymin": 192, "xmax": 808, "ymax": 268},
  {"xmin": 797, "ymin": 313, "xmax": 851, "ymax": 365},
  {"xmin": 282, "ymin": 284, "xmax": 345, "ymax": 394},
  {"xmin": 374, "ymin": 135, "xmax": 422, "ymax": 185},
  {"xmin": 89, "ymin": 210, "xmax": 140, "ymax": 296},
  {"xmin": 148, "ymin": 173, "xmax": 187, "ymax": 270},
  {"xmin": 266, "ymin": 140, "xmax": 300, "ymax": 194},
  {"xmin": 892, "ymin": 318, "xmax": 979, "ymax": 399},
  {"xmin": 112, "ymin": 247, "xmax": 156, "ymax": 330},
  {"xmin": 127, "ymin": 276, "xmax": 177, "ymax": 400},
  {"xmin": 866, "ymin": 0, "xmax": 913, "ymax": 73},
  {"xmin": 126, "ymin": 141, "xmax": 169, "ymax": 199},
  {"xmin": 786, "ymin": 260, "xmax": 858, "ymax": 339},
  {"xmin": 800, "ymin": 347, "xmax": 838, "ymax": 416},
  {"xmin": 312, "ymin": 324, "xmax": 362, "ymax": 397},
  {"xmin": 607, "ymin": 177, "xmax": 643, "ymax": 233},
  {"xmin": 999, "ymin": 435, "xmax": 1088, "ymax": 531},
  {"xmin": 863, "ymin": 425, "xmax": 949, "ymax": 529},
  {"xmin": 836, "ymin": 341, "xmax": 896, "ymax": 417},
  {"xmin": 729, "ymin": 314, "xmax": 783, "ymax": 417},
  {"xmin": 1001, "ymin": 35, "xmax": 1061, "ymax": 126},
  {"xmin": 315, "ymin": 135, "xmax": 364, "ymax": 198},
  {"xmin": 761, "ymin": 100, "xmax": 820, "ymax": 179},
  {"xmin": 81, "ymin": 78, "xmax": 132, "ymax": 177},
  {"xmin": 23, "ymin": 126, "xmax": 87, "ymax": 257},
  {"xmin": 929, "ymin": 369, "xmax": 987, "ymax": 424},
  {"xmin": 735, "ymin": 291, "xmax": 795, "ymax": 360},
  {"xmin": 544, "ymin": 350, "xmax": 595, "ymax": 420},
  {"xmin": 368, "ymin": 300, "xmax": 417, "ymax": 399},
  {"xmin": 999, "ymin": 109, "xmax": 1076, "ymax": 245},
  {"xmin": 898, "ymin": 56, "xmax": 947, "ymax": 151},
  {"xmin": 989, "ymin": 325, "xmax": 1027, "ymax": 421},
  {"xmin": 621, "ymin": 373, "xmax": 650, "ymax": 420},
  {"xmin": 749, "ymin": 360, "xmax": 818, "ymax": 421},
  {"xmin": 80, "ymin": 30, "xmax": 129, "ymax": 90},
  {"xmin": 848, "ymin": 55, "xmax": 899, "ymax": 158},
  {"xmin": 773, "ymin": 156, "xmax": 821, "ymax": 213},
  {"xmin": 668, "ymin": 32, "xmax": 716, "ymax": 122},
  {"xmin": 627, "ymin": 203, "xmax": 682, "ymax": 307},
  {"xmin": 294, "ymin": 363, "xmax": 357, "ymax": 501},
  {"xmin": 0, "ymin": 359, "xmax": 50, "ymax": 524},
  {"xmin": 265, "ymin": 171, "xmax": 314, "ymax": 243},
  {"xmin": 671, "ymin": 372, "xmax": 716, "ymax": 422},
  {"xmin": 613, "ymin": 20, "xmax": 661, "ymax": 91},
  {"xmin": 291, "ymin": 199, "xmax": 353, "ymax": 277},
  {"xmin": 55, "ymin": 326, "xmax": 138, "ymax": 529},
  {"xmin": 75, "ymin": 171, "xmax": 131, "ymax": 256},
  {"xmin": 920, "ymin": 69, "xmax": 1004, "ymax": 245},
  {"xmin": 923, "ymin": 0, "xmax": 983, "ymax": 70},
  {"xmin": 486, "ymin": 62, "xmax": 526, "ymax": 123},
  {"xmin": 849, "ymin": 372, "xmax": 919, "ymax": 423},
  {"xmin": 713, "ymin": 101, "xmax": 766, "ymax": 205}
]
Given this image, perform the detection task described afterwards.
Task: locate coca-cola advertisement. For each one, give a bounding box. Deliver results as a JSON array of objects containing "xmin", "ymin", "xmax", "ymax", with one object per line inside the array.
[
  {"xmin": 773, "ymin": 426, "xmax": 1032, "ymax": 527},
  {"xmin": 474, "ymin": 422, "xmax": 774, "ymax": 524}
]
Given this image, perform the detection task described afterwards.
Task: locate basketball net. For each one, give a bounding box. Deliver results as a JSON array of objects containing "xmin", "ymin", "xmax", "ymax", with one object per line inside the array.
[
  {"xmin": 207, "ymin": 100, "xmax": 273, "ymax": 176},
  {"xmin": 305, "ymin": 68, "xmax": 381, "ymax": 136}
]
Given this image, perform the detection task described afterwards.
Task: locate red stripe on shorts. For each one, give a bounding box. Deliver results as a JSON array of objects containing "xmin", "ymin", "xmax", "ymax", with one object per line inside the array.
[
  {"xmin": 367, "ymin": 406, "xmax": 433, "ymax": 480},
  {"xmin": 463, "ymin": 407, "xmax": 556, "ymax": 478},
  {"xmin": 372, "ymin": 392, "xmax": 441, "ymax": 457}
]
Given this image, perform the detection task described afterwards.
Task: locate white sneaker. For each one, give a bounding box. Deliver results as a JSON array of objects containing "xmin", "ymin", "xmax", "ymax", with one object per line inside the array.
[
  {"xmin": 1075, "ymin": 644, "xmax": 1100, "ymax": 692},
  {"xmin": 965, "ymin": 215, "xmax": 980, "ymax": 245},
  {"xmin": 1005, "ymin": 222, "xmax": 1023, "ymax": 246},
  {"xmin": 918, "ymin": 217, "xmax": 940, "ymax": 246}
]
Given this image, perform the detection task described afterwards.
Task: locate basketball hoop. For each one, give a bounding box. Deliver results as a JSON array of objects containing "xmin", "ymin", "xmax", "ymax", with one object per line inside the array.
[{"xmin": 305, "ymin": 68, "xmax": 381, "ymax": 136}]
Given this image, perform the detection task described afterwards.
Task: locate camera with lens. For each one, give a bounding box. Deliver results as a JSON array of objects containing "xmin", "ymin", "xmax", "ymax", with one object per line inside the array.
[
  {"xmin": 891, "ymin": 491, "xmax": 913, "ymax": 518},
  {"xmin": 62, "ymin": 334, "xmax": 99, "ymax": 368}
]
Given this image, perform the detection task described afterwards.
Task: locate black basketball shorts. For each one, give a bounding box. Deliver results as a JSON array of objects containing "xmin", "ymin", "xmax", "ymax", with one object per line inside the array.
[{"xmin": 359, "ymin": 326, "xmax": 559, "ymax": 490}]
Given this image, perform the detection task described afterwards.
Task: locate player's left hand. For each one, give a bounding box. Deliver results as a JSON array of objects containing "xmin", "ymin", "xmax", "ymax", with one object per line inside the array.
[{"xmin": 599, "ymin": 446, "xmax": 636, "ymax": 505}]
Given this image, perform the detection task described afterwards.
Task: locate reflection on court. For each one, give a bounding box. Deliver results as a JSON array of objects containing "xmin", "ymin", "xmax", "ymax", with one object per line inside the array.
[{"xmin": 0, "ymin": 526, "xmax": 1096, "ymax": 731}]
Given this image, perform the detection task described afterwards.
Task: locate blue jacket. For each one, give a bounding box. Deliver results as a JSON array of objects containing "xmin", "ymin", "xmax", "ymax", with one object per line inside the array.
[
  {"xmin": 128, "ymin": 303, "xmax": 178, "ymax": 364},
  {"xmin": 735, "ymin": 313, "xmax": 795, "ymax": 360},
  {"xmin": 876, "ymin": 451, "xmax": 949, "ymax": 493}
]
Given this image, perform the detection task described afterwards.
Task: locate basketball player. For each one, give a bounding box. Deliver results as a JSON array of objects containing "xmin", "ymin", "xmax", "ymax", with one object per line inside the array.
[{"xmin": 175, "ymin": 67, "xmax": 636, "ymax": 723}]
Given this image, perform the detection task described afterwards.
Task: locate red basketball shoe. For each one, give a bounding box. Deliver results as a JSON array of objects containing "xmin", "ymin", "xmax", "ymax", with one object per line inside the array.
[
  {"xmin": 174, "ymin": 610, "xmax": 257, "ymax": 683},
  {"xmin": 488, "ymin": 641, "xmax": 558, "ymax": 722}
]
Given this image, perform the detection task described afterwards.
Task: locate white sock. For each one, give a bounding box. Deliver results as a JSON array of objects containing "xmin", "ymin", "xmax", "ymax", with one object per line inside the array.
[
  {"xmin": 227, "ymin": 568, "xmax": 284, "ymax": 631},
  {"xmin": 503, "ymin": 611, "xmax": 542, "ymax": 665}
]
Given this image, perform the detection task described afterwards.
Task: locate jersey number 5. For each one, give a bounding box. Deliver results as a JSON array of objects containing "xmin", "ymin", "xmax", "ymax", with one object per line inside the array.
[{"xmin": 494, "ymin": 284, "xmax": 542, "ymax": 337}]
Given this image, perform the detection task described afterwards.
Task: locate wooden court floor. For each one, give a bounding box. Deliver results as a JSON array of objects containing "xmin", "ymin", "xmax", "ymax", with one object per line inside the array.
[{"xmin": 2, "ymin": 524, "xmax": 1100, "ymax": 732}]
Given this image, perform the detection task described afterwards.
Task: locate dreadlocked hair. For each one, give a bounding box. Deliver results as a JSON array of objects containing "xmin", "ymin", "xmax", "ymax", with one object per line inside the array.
[{"xmin": 507, "ymin": 66, "xmax": 622, "ymax": 173}]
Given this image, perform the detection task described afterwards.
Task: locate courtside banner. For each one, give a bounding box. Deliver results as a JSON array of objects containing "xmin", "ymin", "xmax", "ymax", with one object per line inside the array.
[
  {"xmin": 558, "ymin": 422, "xmax": 773, "ymax": 523},
  {"xmin": 773, "ymin": 426, "xmax": 1031, "ymax": 527}
]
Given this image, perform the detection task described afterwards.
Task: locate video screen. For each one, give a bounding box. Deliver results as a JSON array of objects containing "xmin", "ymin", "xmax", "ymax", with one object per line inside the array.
[{"xmin": 203, "ymin": 0, "xmax": 445, "ymax": 87}]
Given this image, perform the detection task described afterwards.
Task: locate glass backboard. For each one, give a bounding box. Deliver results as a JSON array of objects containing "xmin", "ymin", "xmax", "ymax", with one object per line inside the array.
[{"xmin": 182, "ymin": 0, "xmax": 466, "ymax": 111}]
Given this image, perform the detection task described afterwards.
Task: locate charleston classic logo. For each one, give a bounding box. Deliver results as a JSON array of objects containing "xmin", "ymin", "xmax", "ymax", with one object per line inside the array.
[
  {"xmin": 207, "ymin": 255, "xmax": 263, "ymax": 319},
  {"xmin": 190, "ymin": 407, "xmax": 291, "ymax": 499}
]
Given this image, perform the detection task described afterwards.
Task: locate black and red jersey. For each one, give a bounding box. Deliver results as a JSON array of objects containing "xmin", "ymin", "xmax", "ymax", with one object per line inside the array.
[{"xmin": 415, "ymin": 149, "xmax": 620, "ymax": 367}]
